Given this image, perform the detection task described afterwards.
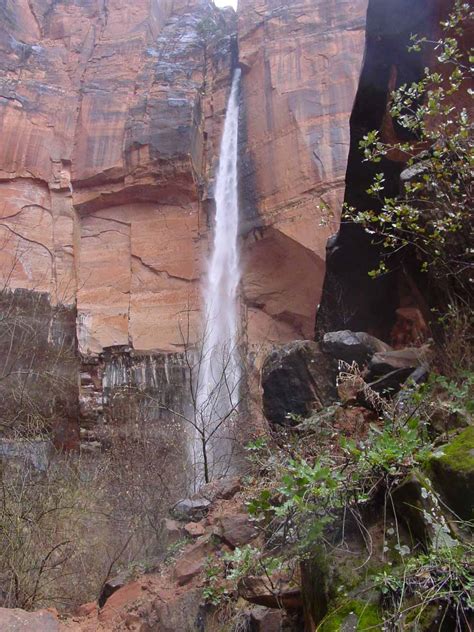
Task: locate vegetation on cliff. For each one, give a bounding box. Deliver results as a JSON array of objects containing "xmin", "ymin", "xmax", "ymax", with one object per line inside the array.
[{"xmin": 350, "ymin": 0, "xmax": 473, "ymax": 304}]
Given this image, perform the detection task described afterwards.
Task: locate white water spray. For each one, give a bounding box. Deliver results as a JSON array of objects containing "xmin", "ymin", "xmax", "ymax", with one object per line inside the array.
[{"xmin": 194, "ymin": 68, "xmax": 241, "ymax": 483}]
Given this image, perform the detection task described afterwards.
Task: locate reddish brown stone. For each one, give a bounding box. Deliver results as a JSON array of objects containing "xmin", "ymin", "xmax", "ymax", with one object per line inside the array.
[
  {"xmin": 173, "ymin": 538, "xmax": 214, "ymax": 586},
  {"xmin": 239, "ymin": 575, "xmax": 302, "ymax": 610},
  {"xmin": 218, "ymin": 513, "xmax": 258, "ymax": 548},
  {"xmin": 238, "ymin": 0, "xmax": 368, "ymax": 349},
  {"xmin": 0, "ymin": 0, "xmax": 369, "ymax": 363},
  {"xmin": 184, "ymin": 521, "xmax": 206, "ymax": 538},
  {"xmin": 74, "ymin": 602, "xmax": 97, "ymax": 618},
  {"xmin": 197, "ymin": 476, "xmax": 242, "ymax": 502},
  {"xmin": 0, "ymin": 0, "xmax": 235, "ymax": 356}
]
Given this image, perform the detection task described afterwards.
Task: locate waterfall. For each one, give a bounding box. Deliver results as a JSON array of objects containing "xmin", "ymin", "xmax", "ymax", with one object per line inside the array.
[{"xmin": 194, "ymin": 68, "xmax": 242, "ymax": 484}]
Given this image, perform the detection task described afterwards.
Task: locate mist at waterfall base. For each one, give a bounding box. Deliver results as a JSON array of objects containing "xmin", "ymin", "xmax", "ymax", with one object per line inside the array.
[
  {"xmin": 193, "ymin": 69, "xmax": 242, "ymax": 485},
  {"xmin": 214, "ymin": 0, "xmax": 237, "ymax": 8}
]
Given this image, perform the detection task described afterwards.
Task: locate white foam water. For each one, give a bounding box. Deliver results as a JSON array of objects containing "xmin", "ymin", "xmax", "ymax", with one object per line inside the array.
[{"xmin": 194, "ymin": 68, "xmax": 242, "ymax": 483}]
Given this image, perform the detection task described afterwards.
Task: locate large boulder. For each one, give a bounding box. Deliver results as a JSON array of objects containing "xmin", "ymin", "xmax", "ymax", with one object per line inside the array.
[
  {"xmin": 239, "ymin": 575, "xmax": 302, "ymax": 610},
  {"xmin": 366, "ymin": 346, "xmax": 433, "ymax": 397},
  {"xmin": 392, "ymin": 472, "xmax": 456, "ymax": 549},
  {"xmin": 262, "ymin": 341, "xmax": 337, "ymax": 425},
  {"xmin": 195, "ymin": 476, "xmax": 241, "ymax": 503},
  {"xmin": 173, "ymin": 537, "xmax": 215, "ymax": 586},
  {"xmin": 322, "ymin": 330, "xmax": 391, "ymax": 366},
  {"xmin": 148, "ymin": 588, "xmax": 205, "ymax": 632},
  {"xmin": 98, "ymin": 572, "xmax": 129, "ymax": 608}
]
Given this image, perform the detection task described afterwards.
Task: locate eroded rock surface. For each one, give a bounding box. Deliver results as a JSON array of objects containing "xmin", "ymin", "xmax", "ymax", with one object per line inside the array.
[
  {"xmin": 262, "ymin": 340, "xmax": 337, "ymax": 424},
  {"xmin": 0, "ymin": 0, "xmax": 236, "ymax": 355},
  {"xmin": 238, "ymin": 0, "xmax": 368, "ymax": 348},
  {"xmin": 322, "ymin": 330, "xmax": 392, "ymax": 366},
  {"xmin": 0, "ymin": 0, "xmax": 371, "ymax": 434}
]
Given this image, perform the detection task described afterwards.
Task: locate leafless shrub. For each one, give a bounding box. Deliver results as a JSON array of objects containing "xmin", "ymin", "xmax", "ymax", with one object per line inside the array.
[
  {"xmin": 0, "ymin": 289, "xmax": 78, "ymax": 440},
  {"xmin": 337, "ymin": 360, "xmax": 391, "ymax": 414},
  {"xmin": 102, "ymin": 386, "xmax": 188, "ymax": 564},
  {"xmin": 0, "ymin": 445, "xmax": 111, "ymax": 610}
]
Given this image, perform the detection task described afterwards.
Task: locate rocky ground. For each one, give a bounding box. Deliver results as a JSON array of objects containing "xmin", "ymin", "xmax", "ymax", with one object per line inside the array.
[{"xmin": 3, "ymin": 324, "xmax": 472, "ymax": 632}]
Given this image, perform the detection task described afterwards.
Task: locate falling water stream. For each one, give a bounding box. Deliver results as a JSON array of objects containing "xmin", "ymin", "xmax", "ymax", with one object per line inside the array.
[{"xmin": 194, "ymin": 68, "xmax": 242, "ymax": 483}]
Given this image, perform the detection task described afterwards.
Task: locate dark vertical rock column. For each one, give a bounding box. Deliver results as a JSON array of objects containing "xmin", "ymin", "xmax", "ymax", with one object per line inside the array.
[{"xmin": 316, "ymin": 0, "xmax": 440, "ymax": 340}]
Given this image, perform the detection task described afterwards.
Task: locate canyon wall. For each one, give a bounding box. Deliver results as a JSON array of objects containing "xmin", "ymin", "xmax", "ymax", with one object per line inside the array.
[
  {"xmin": 0, "ymin": 0, "xmax": 237, "ymax": 438},
  {"xmin": 0, "ymin": 0, "xmax": 371, "ymax": 437},
  {"xmin": 0, "ymin": 0, "xmax": 236, "ymax": 357},
  {"xmin": 238, "ymin": 0, "xmax": 368, "ymax": 350}
]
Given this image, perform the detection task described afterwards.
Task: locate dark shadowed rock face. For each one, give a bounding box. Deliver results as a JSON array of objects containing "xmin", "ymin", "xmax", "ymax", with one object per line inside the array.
[
  {"xmin": 262, "ymin": 341, "xmax": 337, "ymax": 425},
  {"xmin": 316, "ymin": 0, "xmax": 441, "ymax": 340}
]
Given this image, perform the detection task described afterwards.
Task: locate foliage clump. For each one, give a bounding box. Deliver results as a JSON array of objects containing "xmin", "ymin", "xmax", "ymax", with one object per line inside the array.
[{"xmin": 242, "ymin": 360, "xmax": 474, "ymax": 629}]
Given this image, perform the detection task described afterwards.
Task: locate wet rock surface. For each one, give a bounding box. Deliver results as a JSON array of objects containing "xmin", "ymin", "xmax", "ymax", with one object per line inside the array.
[
  {"xmin": 322, "ymin": 330, "xmax": 391, "ymax": 366},
  {"xmin": 238, "ymin": 0, "xmax": 369, "ymax": 346},
  {"xmin": 428, "ymin": 427, "xmax": 474, "ymax": 521},
  {"xmin": 262, "ymin": 340, "xmax": 337, "ymax": 425}
]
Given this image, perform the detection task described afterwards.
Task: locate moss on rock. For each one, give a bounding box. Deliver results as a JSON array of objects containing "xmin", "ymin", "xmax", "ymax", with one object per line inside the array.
[
  {"xmin": 318, "ymin": 599, "xmax": 383, "ymax": 631},
  {"xmin": 404, "ymin": 601, "xmax": 443, "ymax": 630},
  {"xmin": 427, "ymin": 427, "xmax": 474, "ymax": 520}
]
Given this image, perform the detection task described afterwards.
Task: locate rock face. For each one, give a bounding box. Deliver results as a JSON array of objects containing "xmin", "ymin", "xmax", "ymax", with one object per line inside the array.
[
  {"xmin": 0, "ymin": 0, "xmax": 370, "ymax": 434},
  {"xmin": 322, "ymin": 330, "xmax": 391, "ymax": 366},
  {"xmin": 316, "ymin": 0, "xmax": 441, "ymax": 339},
  {"xmin": 0, "ymin": 0, "xmax": 239, "ymax": 440},
  {"xmin": 0, "ymin": 0, "xmax": 236, "ymax": 356},
  {"xmin": 428, "ymin": 427, "xmax": 474, "ymax": 521},
  {"xmin": 238, "ymin": 0, "xmax": 368, "ymax": 348},
  {"xmin": 261, "ymin": 341, "xmax": 337, "ymax": 424}
]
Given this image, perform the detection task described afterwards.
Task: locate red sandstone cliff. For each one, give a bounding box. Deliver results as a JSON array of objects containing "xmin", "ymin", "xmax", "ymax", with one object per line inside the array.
[
  {"xmin": 0, "ymin": 0, "xmax": 368, "ymax": 359},
  {"xmin": 238, "ymin": 0, "xmax": 367, "ymax": 348},
  {"xmin": 0, "ymin": 0, "xmax": 235, "ymax": 355}
]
